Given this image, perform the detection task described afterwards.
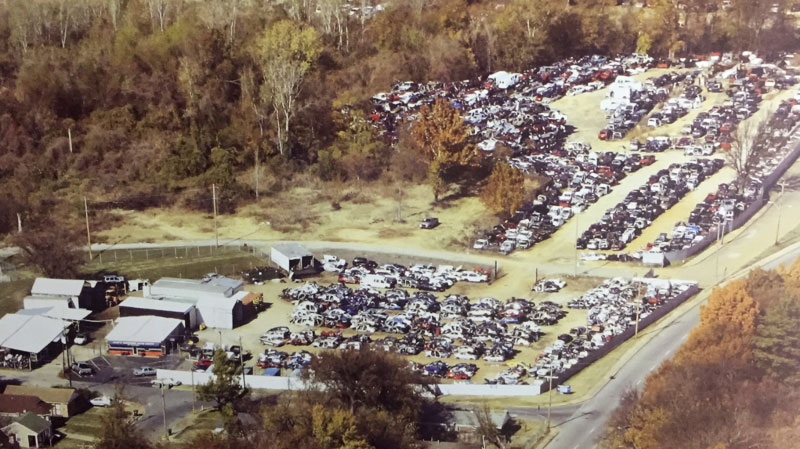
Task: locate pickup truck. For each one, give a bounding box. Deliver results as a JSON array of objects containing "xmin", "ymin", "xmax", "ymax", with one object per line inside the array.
[{"xmin": 71, "ymin": 361, "xmax": 93, "ymax": 376}]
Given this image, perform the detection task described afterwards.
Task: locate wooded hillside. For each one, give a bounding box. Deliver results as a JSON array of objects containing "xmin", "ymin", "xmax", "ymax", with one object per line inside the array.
[
  {"xmin": 0, "ymin": 0, "xmax": 795, "ymax": 234},
  {"xmin": 599, "ymin": 260, "xmax": 800, "ymax": 449}
]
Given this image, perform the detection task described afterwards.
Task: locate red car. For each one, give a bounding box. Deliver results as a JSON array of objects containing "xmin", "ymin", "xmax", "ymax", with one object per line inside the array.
[
  {"xmin": 338, "ymin": 274, "xmax": 359, "ymax": 284},
  {"xmin": 193, "ymin": 358, "xmax": 212, "ymax": 371}
]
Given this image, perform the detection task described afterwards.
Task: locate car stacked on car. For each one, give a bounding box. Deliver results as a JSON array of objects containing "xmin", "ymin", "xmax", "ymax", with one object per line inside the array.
[
  {"xmin": 369, "ymin": 54, "xmax": 655, "ymax": 151},
  {"xmin": 599, "ymin": 72, "xmax": 688, "ymax": 141},
  {"xmin": 267, "ymin": 279, "xmax": 580, "ymax": 380},
  {"xmin": 641, "ymin": 97, "xmax": 800, "ymax": 256},
  {"xmin": 520, "ymin": 279, "xmax": 696, "ymax": 384},
  {"xmin": 578, "ymin": 158, "xmax": 724, "ymax": 252},
  {"xmin": 477, "ymin": 143, "xmax": 652, "ymax": 254}
]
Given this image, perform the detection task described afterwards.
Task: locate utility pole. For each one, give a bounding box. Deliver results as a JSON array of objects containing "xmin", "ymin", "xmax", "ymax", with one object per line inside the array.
[
  {"xmin": 84, "ymin": 197, "xmax": 93, "ymax": 261},
  {"xmin": 255, "ymin": 146, "xmax": 259, "ymax": 200},
  {"xmin": 17, "ymin": 213, "xmax": 22, "ymax": 233},
  {"xmin": 574, "ymin": 213, "xmax": 579, "ymax": 277},
  {"xmin": 191, "ymin": 369, "xmax": 196, "ymax": 412},
  {"xmin": 546, "ymin": 364, "xmax": 553, "ymax": 430},
  {"xmin": 775, "ymin": 182, "xmax": 786, "ymax": 246},
  {"xmin": 68, "ymin": 127, "xmax": 73, "ymax": 153},
  {"xmin": 239, "ymin": 336, "xmax": 246, "ymax": 390},
  {"xmin": 634, "ymin": 283, "xmax": 643, "ymax": 337},
  {"xmin": 161, "ymin": 386, "xmax": 168, "ymax": 440},
  {"xmin": 212, "ymin": 184, "xmax": 219, "ymax": 248}
]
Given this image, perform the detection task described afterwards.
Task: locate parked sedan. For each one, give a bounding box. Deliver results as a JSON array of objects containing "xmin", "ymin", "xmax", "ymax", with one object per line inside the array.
[
  {"xmin": 133, "ymin": 367, "xmax": 157, "ymax": 377},
  {"xmin": 90, "ymin": 396, "xmax": 112, "ymax": 407}
]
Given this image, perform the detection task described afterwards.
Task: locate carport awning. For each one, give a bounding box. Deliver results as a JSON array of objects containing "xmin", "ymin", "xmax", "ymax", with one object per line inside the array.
[
  {"xmin": 0, "ymin": 313, "xmax": 68, "ymax": 354},
  {"xmin": 17, "ymin": 307, "xmax": 92, "ymax": 321}
]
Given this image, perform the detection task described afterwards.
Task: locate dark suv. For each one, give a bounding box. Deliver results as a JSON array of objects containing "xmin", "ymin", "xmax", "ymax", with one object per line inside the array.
[{"xmin": 419, "ymin": 217, "xmax": 440, "ymax": 229}]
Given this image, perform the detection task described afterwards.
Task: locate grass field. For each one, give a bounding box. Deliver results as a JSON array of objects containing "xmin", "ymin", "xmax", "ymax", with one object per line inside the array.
[
  {"xmin": 82, "ymin": 246, "xmax": 266, "ymax": 281},
  {"xmin": 169, "ymin": 409, "xmax": 224, "ymax": 442},
  {"xmin": 0, "ymin": 277, "xmax": 35, "ymax": 316}
]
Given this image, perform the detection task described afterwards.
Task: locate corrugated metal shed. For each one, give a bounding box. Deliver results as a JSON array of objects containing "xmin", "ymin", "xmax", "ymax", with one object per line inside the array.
[
  {"xmin": 120, "ymin": 297, "xmax": 194, "ymax": 314},
  {"xmin": 31, "ymin": 278, "xmax": 85, "ymax": 297}
]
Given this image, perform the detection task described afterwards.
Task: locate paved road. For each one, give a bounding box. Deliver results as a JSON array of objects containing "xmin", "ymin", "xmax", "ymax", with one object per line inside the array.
[{"xmin": 532, "ymin": 239, "xmax": 800, "ymax": 449}]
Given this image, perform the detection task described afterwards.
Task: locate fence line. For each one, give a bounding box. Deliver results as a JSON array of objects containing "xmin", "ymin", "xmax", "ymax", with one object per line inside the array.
[
  {"xmin": 664, "ymin": 126, "xmax": 800, "ymax": 264},
  {"xmin": 155, "ymin": 368, "xmax": 545, "ymax": 396}
]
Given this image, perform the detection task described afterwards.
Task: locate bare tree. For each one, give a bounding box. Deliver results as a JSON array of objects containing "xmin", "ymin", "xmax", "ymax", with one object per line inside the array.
[
  {"xmin": 198, "ymin": 0, "xmax": 243, "ymax": 46},
  {"xmin": 147, "ymin": 0, "xmax": 171, "ymax": 32},
  {"xmin": 725, "ymin": 115, "xmax": 771, "ymax": 193},
  {"xmin": 56, "ymin": 0, "xmax": 72, "ymax": 48},
  {"xmin": 475, "ymin": 403, "xmax": 508, "ymax": 449},
  {"xmin": 256, "ymin": 20, "xmax": 321, "ymax": 158},
  {"xmin": 108, "ymin": 0, "xmax": 122, "ymax": 32}
]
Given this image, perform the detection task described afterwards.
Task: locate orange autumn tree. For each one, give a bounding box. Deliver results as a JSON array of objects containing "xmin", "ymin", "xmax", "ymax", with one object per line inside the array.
[
  {"xmin": 676, "ymin": 279, "xmax": 759, "ymax": 365},
  {"xmin": 480, "ymin": 162, "xmax": 526, "ymax": 216},
  {"xmin": 411, "ymin": 98, "xmax": 479, "ymax": 201}
]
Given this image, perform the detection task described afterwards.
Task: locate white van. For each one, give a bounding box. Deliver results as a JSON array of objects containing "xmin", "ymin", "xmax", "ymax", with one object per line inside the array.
[{"xmin": 360, "ymin": 274, "xmax": 396, "ymax": 289}]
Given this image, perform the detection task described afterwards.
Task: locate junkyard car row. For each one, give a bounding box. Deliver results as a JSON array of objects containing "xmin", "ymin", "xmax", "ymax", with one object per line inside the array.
[
  {"xmin": 643, "ymin": 97, "xmax": 800, "ymax": 254},
  {"xmin": 578, "ymin": 158, "xmax": 724, "ymax": 251},
  {"xmin": 475, "ymin": 144, "xmax": 653, "ymax": 254}
]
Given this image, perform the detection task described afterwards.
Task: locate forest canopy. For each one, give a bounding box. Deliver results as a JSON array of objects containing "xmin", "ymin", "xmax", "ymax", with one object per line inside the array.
[{"xmin": 0, "ymin": 0, "xmax": 796, "ymax": 234}]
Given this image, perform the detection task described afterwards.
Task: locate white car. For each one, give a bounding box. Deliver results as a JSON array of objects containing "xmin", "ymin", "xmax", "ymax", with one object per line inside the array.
[
  {"xmin": 90, "ymin": 396, "xmax": 112, "ymax": 407},
  {"xmin": 473, "ymin": 239, "xmax": 488, "ymax": 249},
  {"xmin": 462, "ymin": 271, "xmax": 488, "ymax": 283},
  {"xmin": 152, "ymin": 378, "xmax": 182, "ymax": 388}
]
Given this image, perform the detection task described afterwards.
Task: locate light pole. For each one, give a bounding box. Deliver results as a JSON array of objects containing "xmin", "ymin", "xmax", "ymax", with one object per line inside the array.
[
  {"xmin": 239, "ymin": 336, "xmax": 246, "ymax": 390},
  {"xmin": 546, "ymin": 363, "xmax": 554, "ymax": 431},
  {"xmin": 715, "ymin": 217, "xmax": 730, "ymax": 285},
  {"xmin": 160, "ymin": 385, "xmax": 169, "ymax": 440},
  {"xmin": 773, "ymin": 183, "xmax": 786, "ymax": 245},
  {"xmin": 574, "ymin": 213, "xmax": 580, "ymax": 277},
  {"xmin": 218, "ymin": 331, "xmax": 223, "ymax": 349}
]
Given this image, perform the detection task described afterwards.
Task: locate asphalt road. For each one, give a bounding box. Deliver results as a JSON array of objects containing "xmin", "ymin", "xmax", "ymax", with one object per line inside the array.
[{"xmin": 530, "ymin": 239, "xmax": 800, "ymax": 449}]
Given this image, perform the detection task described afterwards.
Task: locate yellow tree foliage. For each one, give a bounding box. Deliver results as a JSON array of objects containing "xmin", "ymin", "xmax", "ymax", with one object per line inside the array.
[
  {"xmin": 480, "ymin": 162, "xmax": 525, "ymax": 216},
  {"xmin": 700, "ymin": 279, "xmax": 760, "ymax": 333},
  {"xmin": 624, "ymin": 406, "xmax": 669, "ymax": 449},
  {"xmin": 311, "ymin": 404, "xmax": 373, "ymax": 449},
  {"xmin": 411, "ymin": 98, "xmax": 478, "ymax": 200}
]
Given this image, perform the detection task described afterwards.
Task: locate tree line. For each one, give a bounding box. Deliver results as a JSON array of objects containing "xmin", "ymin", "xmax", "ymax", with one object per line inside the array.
[
  {"xmin": 599, "ymin": 259, "xmax": 800, "ymax": 449},
  {"xmin": 95, "ymin": 348, "xmax": 450, "ymax": 449},
  {"xmin": 0, "ymin": 0, "xmax": 796, "ymax": 235}
]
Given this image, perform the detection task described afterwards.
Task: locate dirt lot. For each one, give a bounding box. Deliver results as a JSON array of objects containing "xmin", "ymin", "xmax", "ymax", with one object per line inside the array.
[{"xmin": 99, "ymin": 182, "xmax": 493, "ymax": 253}]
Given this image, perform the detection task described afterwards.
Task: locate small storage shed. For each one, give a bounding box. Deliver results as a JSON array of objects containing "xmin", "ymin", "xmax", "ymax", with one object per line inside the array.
[{"xmin": 270, "ymin": 243, "xmax": 318, "ymax": 277}]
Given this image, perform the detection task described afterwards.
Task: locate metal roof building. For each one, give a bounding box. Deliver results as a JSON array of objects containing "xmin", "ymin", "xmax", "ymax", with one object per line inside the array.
[
  {"xmin": 105, "ymin": 316, "xmax": 183, "ymax": 357},
  {"xmin": 270, "ymin": 243, "xmax": 318, "ymax": 277},
  {"xmin": 30, "ymin": 279, "xmax": 85, "ymax": 297},
  {"xmin": 119, "ymin": 297, "xmax": 198, "ymax": 330},
  {"xmin": 0, "ymin": 314, "xmax": 68, "ymax": 362},
  {"xmin": 139, "ymin": 276, "xmax": 248, "ymax": 329}
]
